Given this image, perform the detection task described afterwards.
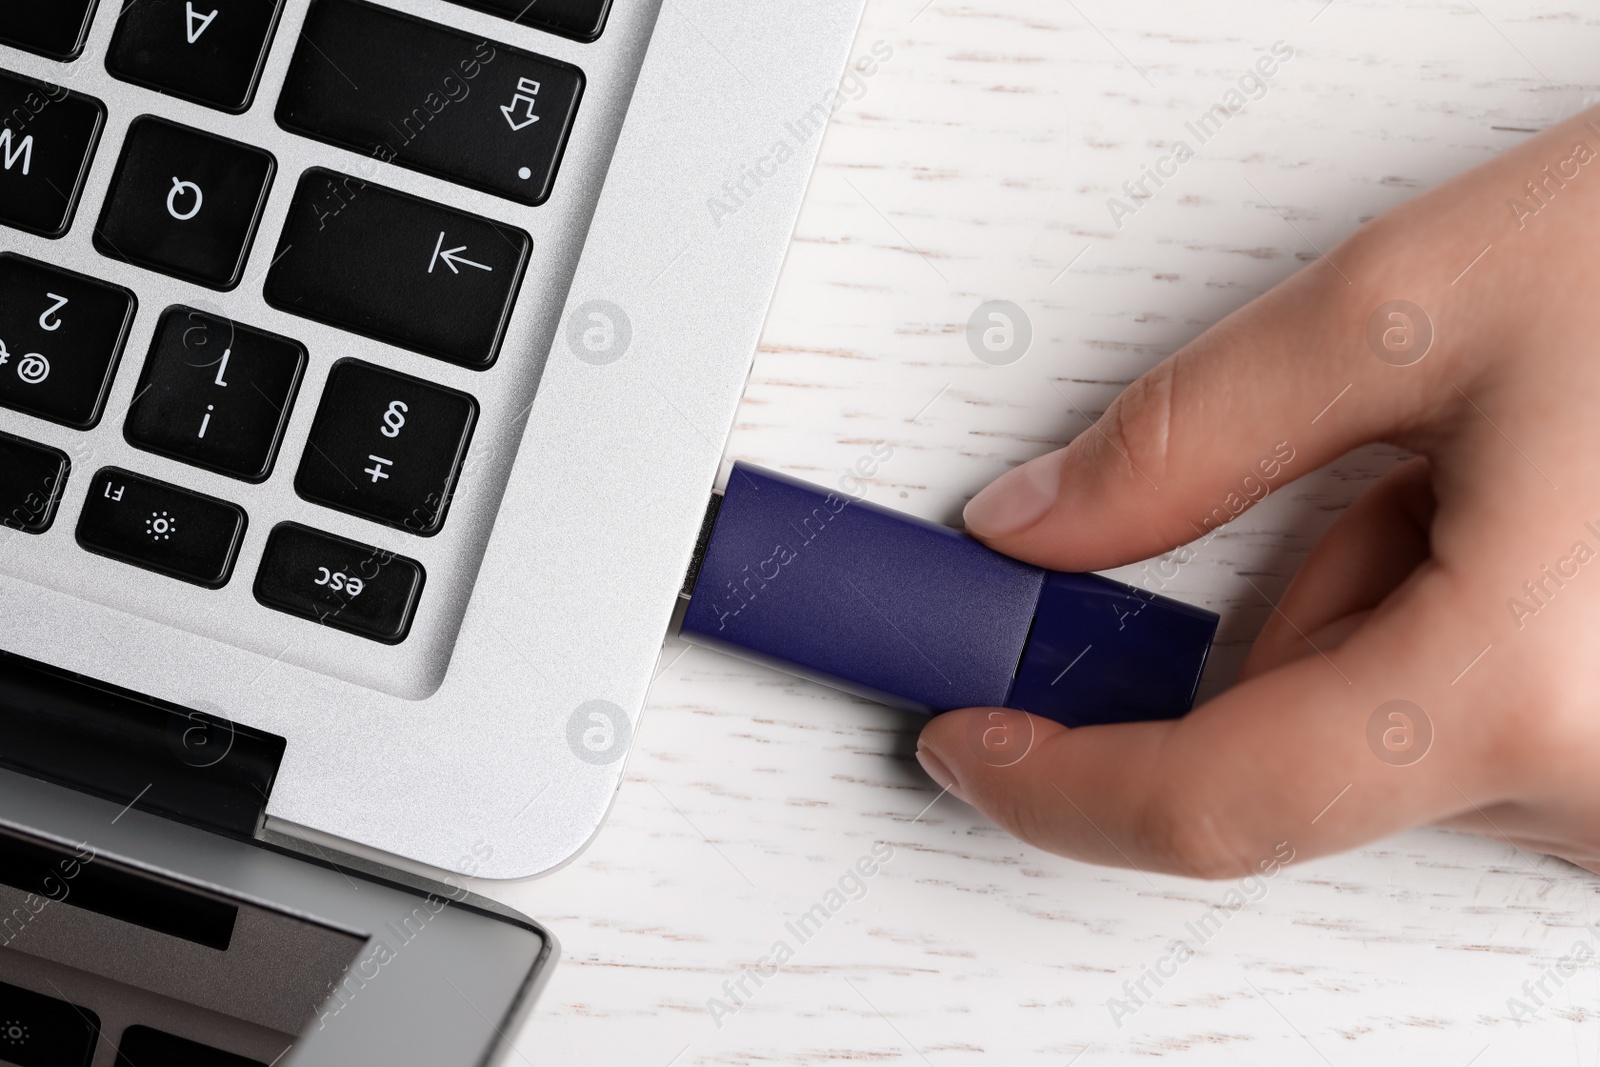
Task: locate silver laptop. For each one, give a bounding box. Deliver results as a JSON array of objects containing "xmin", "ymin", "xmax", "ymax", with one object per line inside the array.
[{"xmin": 0, "ymin": 0, "xmax": 865, "ymax": 1061}]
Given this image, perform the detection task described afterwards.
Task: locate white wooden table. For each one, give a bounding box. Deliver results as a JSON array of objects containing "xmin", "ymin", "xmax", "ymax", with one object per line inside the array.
[{"xmin": 483, "ymin": 2, "xmax": 1600, "ymax": 1062}]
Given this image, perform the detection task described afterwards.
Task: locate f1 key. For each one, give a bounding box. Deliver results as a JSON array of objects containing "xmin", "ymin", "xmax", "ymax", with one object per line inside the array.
[
  {"xmin": 77, "ymin": 467, "xmax": 247, "ymax": 587},
  {"xmin": 265, "ymin": 169, "xmax": 528, "ymax": 368}
]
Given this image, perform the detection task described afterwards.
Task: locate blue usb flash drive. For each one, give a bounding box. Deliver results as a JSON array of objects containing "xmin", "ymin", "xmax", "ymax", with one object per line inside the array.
[{"xmin": 680, "ymin": 463, "xmax": 1219, "ymax": 728}]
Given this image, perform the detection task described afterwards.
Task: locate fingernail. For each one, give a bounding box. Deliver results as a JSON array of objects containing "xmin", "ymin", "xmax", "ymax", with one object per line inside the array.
[
  {"xmin": 963, "ymin": 450, "xmax": 1067, "ymax": 538},
  {"xmin": 916, "ymin": 742, "xmax": 970, "ymax": 805}
]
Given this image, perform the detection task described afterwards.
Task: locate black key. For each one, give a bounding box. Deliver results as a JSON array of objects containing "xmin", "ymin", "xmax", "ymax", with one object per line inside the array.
[
  {"xmin": 0, "ymin": 253, "xmax": 136, "ymax": 429},
  {"xmin": 0, "ymin": 979, "xmax": 99, "ymax": 1067},
  {"xmin": 277, "ymin": 0, "xmax": 583, "ymax": 206},
  {"xmin": 0, "ymin": 72, "xmax": 106, "ymax": 238},
  {"xmin": 125, "ymin": 307, "xmax": 305, "ymax": 481},
  {"xmin": 294, "ymin": 360, "xmax": 475, "ymax": 535},
  {"xmin": 77, "ymin": 467, "xmax": 246, "ymax": 587},
  {"xmin": 443, "ymin": 0, "xmax": 612, "ymax": 43},
  {"xmin": 0, "ymin": 430, "xmax": 69, "ymax": 533},
  {"xmin": 108, "ymin": 0, "xmax": 287, "ymax": 113},
  {"xmin": 0, "ymin": 2, "xmax": 100, "ymax": 61},
  {"xmin": 265, "ymin": 169, "xmax": 528, "ymax": 368},
  {"xmin": 114, "ymin": 1026, "xmax": 264, "ymax": 1067},
  {"xmin": 93, "ymin": 116, "xmax": 275, "ymax": 290},
  {"xmin": 255, "ymin": 523, "xmax": 424, "ymax": 642}
]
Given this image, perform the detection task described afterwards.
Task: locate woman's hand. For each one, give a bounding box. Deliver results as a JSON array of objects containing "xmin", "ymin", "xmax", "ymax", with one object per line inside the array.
[{"xmin": 914, "ymin": 106, "xmax": 1600, "ymax": 878}]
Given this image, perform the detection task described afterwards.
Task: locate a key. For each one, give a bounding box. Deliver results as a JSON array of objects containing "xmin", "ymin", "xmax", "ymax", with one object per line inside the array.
[
  {"xmin": 0, "ymin": 71, "xmax": 106, "ymax": 239},
  {"xmin": 442, "ymin": 0, "xmax": 613, "ymax": 43},
  {"xmin": 77, "ymin": 467, "xmax": 247, "ymax": 587},
  {"xmin": 0, "ymin": 2, "xmax": 100, "ymax": 61},
  {"xmin": 108, "ymin": 0, "xmax": 288, "ymax": 113},
  {"xmin": 277, "ymin": 0, "xmax": 584, "ymax": 206},
  {"xmin": 264, "ymin": 169, "xmax": 528, "ymax": 368},
  {"xmin": 124, "ymin": 307, "xmax": 306, "ymax": 481},
  {"xmin": 93, "ymin": 116, "xmax": 276, "ymax": 290},
  {"xmin": 294, "ymin": 360, "xmax": 475, "ymax": 535},
  {"xmin": 0, "ymin": 430, "xmax": 69, "ymax": 533},
  {"xmin": 255, "ymin": 522, "xmax": 425, "ymax": 643},
  {"xmin": 114, "ymin": 1025, "xmax": 266, "ymax": 1067},
  {"xmin": 0, "ymin": 253, "xmax": 136, "ymax": 429}
]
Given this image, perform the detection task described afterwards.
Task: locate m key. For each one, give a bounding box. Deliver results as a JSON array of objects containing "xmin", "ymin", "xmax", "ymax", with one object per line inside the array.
[
  {"xmin": 0, "ymin": 70, "xmax": 106, "ymax": 238},
  {"xmin": 265, "ymin": 169, "xmax": 529, "ymax": 368}
]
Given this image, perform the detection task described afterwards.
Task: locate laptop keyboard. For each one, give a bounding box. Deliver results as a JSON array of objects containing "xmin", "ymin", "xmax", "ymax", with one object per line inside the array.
[{"xmin": 0, "ymin": 0, "xmax": 632, "ymax": 674}]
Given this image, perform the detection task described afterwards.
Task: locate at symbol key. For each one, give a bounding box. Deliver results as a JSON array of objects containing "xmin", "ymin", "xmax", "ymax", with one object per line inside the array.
[{"xmin": 0, "ymin": 254, "xmax": 136, "ymax": 429}]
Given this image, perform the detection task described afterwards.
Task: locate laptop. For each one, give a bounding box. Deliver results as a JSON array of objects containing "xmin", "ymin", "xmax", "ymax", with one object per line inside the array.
[{"xmin": 0, "ymin": 0, "xmax": 866, "ymax": 1062}]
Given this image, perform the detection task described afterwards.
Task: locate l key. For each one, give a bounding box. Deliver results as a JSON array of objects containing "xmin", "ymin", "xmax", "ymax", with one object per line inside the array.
[{"xmin": 265, "ymin": 169, "xmax": 529, "ymax": 368}]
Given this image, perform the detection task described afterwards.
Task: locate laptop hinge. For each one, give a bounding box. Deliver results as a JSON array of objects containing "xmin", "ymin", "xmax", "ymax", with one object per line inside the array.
[{"xmin": 0, "ymin": 649, "xmax": 285, "ymax": 839}]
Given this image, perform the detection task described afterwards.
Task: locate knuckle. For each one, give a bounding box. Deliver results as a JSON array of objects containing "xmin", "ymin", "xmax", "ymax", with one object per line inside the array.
[
  {"xmin": 986, "ymin": 787, "xmax": 1066, "ymax": 856},
  {"xmin": 1101, "ymin": 355, "xmax": 1179, "ymax": 483},
  {"xmin": 1135, "ymin": 790, "xmax": 1258, "ymax": 880},
  {"xmin": 1485, "ymin": 679, "xmax": 1583, "ymax": 777}
]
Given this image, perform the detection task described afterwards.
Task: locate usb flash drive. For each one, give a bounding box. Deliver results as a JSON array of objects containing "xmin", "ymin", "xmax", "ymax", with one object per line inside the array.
[{"xmin": 679, "ymin": 462, "xmax": 1219, "ymax": 728}]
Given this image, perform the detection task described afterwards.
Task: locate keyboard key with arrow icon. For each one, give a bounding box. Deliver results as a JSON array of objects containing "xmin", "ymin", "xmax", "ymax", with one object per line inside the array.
[
  {"xmin": 265, "ymin": 169, "xmax": 529, "ymax": 368},
  {"xmin": 276, "ymin": 0, "xmax": 583, "ymax": 206}
]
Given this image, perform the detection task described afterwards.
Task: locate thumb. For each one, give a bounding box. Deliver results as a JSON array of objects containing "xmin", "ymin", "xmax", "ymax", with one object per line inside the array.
[
  {"xmin": 962, "ymin": 258, "xmax": 1444, "ymax": 572},
  {"xmin": 912, "ymin": 601, "xmax": 1476, "ymax": 878}
]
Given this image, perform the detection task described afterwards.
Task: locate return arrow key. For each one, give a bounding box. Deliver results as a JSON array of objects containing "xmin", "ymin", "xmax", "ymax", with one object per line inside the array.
[{"xmin": 265, "ymin": 169, "xmax": 530, "ymax": 368}]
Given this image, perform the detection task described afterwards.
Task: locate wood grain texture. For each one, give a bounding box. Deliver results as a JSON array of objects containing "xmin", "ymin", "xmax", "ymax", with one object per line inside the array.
[{"xmin": 483, "ymin": 1, "xmax": 1600, "ymax": 1063}]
